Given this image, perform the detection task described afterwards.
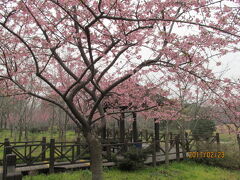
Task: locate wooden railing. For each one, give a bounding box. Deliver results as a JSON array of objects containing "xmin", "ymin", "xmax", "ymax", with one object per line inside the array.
[{"xmin": 1, "ymin": 133, "xmax": 222, "ymax": 179}]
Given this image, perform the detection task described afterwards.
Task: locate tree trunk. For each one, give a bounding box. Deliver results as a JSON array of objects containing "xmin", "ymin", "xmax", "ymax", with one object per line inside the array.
[
  {"xmin": 25, "ymin": 125, "xmax": 28, "ymax": 141},
  {"xmin": 85, "ymin": 132, "xmax": 103, "ymax": 180},
  {"xmin": 63, "ymin": 113, "xmax": 68, "ymax": 142},
  {"xmin": 0, "ymin": 114, "xmax": 2, "ymax": 129},
  {"xmin": 98, "ymin": 107, "xmax": 107, "ymax": 140},
  {"xmin": 24, "ymin": 114, "xmax": 28, "ymax": 141},
  {"xmin": 14, "ymin": 127, "xmax": 17, "ymax": 141},
  {"xmin": 132, "ymin": 112, "xmax": 138, "ymax": 142},
  {"xmin": 18, "ymin": 120, "xmax": 23, "ymax": 141},
  {"xmin": 10, "ymin": 126, "xmax": 13, "ymax": 137},
  {"xmin": 154, "ymin": 119, "xmax": 160, "ymax": 152},
  {"xmin": 4, "ymin": 116, "xmax": 7, "ymax": 129},
  {"xmin": 165, "ymin": 120, "xmax": 169, "ymax": 165},
  {"xmin": 120, "ymin": 112, "xmax": 125, "ymax": 143}
]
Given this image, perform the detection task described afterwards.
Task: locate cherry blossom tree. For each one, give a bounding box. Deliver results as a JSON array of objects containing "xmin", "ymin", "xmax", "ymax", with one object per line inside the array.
[
  {"xmin": 211, "ymin": 79, "xmax": 240, "ymax": 134},
  {"xmin": 0, "ymin": 1, "xmax": 240, "ymax": 179}
]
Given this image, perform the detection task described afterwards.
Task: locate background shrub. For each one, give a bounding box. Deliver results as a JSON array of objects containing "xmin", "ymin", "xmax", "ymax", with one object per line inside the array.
[
  {"xmin": 117, "ymin": 147, "xmax": 147, "ymax": 171},
  {"xmin": 190, "ymin": 117, "xmax": 216, "ymax": 140}
]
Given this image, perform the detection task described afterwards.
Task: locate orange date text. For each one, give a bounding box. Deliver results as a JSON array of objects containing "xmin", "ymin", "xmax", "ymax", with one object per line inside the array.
[{"xmin": 187, "ymin": 152, "xmax": 224, "ymax": 158}]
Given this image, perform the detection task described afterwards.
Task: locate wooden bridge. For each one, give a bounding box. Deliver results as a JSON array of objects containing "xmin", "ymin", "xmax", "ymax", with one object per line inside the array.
[{"xmin": 0, "ymin": 133, "xmax": 220, "ymax": 180}]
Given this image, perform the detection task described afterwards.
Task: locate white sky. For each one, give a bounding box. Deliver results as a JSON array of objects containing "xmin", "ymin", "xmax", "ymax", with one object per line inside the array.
[{"xmin": 214, "ymin": 52, "xmax": 240, "ymax": 80}]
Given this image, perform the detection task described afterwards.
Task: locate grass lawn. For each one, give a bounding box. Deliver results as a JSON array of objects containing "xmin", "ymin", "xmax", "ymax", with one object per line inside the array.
[
  {"xmin": 24, "ymin": 161, "xmax": 240, "ymax": 180},
  {"xmin": 0, "ymin": 129, "xmax": 78, "ymax": 142}
]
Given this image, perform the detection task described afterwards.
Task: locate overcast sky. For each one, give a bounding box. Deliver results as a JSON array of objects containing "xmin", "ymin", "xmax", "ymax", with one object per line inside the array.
[{"xmin": 217, "ymin": 52, "xmax": 240, "ymax": 80}]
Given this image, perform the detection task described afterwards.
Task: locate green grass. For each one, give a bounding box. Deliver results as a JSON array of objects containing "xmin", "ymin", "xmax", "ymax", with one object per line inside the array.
[
  {"xmin": 24, "ymin": 161, "xmax": 240, "ymax": 180},
  {"xmin": 0, "ymin": 129, "xmax": 78, "ymax": 142}
]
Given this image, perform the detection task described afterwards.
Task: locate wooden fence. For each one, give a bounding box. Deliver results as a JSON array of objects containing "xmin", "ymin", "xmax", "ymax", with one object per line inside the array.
[{"xmin": 0, "ymin": 132, "xmax": 221, "ymax": 180}]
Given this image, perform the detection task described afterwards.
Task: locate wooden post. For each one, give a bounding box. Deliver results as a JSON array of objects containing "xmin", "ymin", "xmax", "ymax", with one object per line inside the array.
[
  {"xmin": 60, "ymin": 142, "xmax": 63, "ymax": 159},
  {"xmin": 3, "ymin": 146, "xmax": 12, "ymax": 180},
  {"xmin": 49, "ymin": 139, "xmax": 55, "ymax": 173},
  {"xmin": 152, "ymin": 138, "xmax": 156, "ymax": 167},
  {"xmin": 71, "ymin": 145, "xmax": 75, "ymax": 163},
  {"xmin": 76, "ymin": 137, "xmax": 81, "ymax": 159},
  {"xmin": 113, "ymin": 123, "xmax": 116, "ymax": 141},
  {"xmin": 28, "ymin": 145, "xmax": 32, "ymax": 164},
  {"xmin": 169, "ymin": 132, "xmax": 173, "ymax": 145},
  {"xmin": 4, "ymin": 138, "xmax": 10, "ymax": 147},
  {"xmin": 5, "ymin": 154, "xmax": 22, "ymax": 180},
  {"xmin": 3, "ymin": 138, "xmax": 10, "ymax": 166},
  {"xmin": 165, "ymin": 132, "xmax": 169, "ymax": 165},
  {"xmin": 123, "ymin": 139, "xmax": 128, "ymax": 152},
  {"xmin": 3, "ymin": 138, "xmax": 10, "ymax": 162},
  {"xmin": 154, "ymin": 119, "xmax": 160, "ymax": 152},
  {"xmin": 24, "ymin": 142, "xmax": 27, "ymax": 161},
  {"xmin": 120, "ymin": 112, "xmax": 125, "ymax": 144},
  {"xmin": 132, "ymin": 112, "xmax": 138, "ymax": 143},
  {"xmin": 216, "ymin": 133, "xmax": 220, "ymax": 151},
  {"xmin": 106, "ymin": 141, "xmax": 111, "ymax": 161},
  {"xmin": 41, "ymin": 137, "xmax": 46, "ymax": 161},
  {"xmin": 4, "ymin": 146, "xmax": 12, "ymax": 155},
  {"xmin": 175, "ymin": 135, "xmax": 180, "ymax": 161}
]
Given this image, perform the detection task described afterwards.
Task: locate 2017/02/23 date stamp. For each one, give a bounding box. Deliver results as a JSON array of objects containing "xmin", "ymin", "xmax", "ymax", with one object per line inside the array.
[{"xmin": 187, "ymin": 152, "xmax": 224, "ymax": 158}]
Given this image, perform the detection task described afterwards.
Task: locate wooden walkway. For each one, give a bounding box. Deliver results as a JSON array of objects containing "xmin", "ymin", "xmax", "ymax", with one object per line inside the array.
[
  {"xmin": 1, "ymin": 133, "xmax": 220, "ymax": 179},
  {"xmin": 0, "ymin": 148, "xmax": 184, "ymax": 178}
]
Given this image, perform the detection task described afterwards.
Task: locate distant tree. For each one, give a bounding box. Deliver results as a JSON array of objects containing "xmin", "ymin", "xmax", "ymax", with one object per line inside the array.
[{"xmin": 190, "ymin": 116, "xmax": 216, "ymax": 140}]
